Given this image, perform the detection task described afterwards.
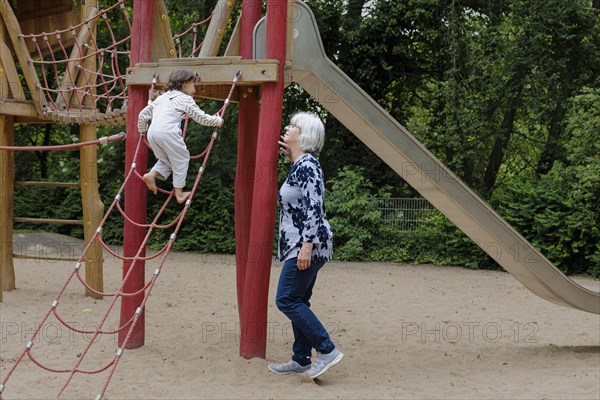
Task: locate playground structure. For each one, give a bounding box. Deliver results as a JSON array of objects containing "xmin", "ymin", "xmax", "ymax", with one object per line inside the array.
[{"xmin": 0, "ymin": 0, "xmax": 599, "ymax": 397}]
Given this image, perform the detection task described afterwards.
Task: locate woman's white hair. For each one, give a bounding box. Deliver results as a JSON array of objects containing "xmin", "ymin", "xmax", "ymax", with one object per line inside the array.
[{"xmin": 291, "ymin": 112, "xmax": 325, "ymax": 153}]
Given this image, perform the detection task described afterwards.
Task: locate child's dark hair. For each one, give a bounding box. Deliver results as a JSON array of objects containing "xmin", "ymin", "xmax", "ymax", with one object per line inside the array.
[{"xmin": 166, "ymin": 68, "xmax": 198, "ymax": 91}]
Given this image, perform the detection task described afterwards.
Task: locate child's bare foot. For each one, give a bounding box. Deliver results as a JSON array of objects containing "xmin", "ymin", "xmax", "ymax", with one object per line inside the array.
[
  {"xmin": 143, "ymin": 173, "xmax": 158, "ymax": 194},
  {"xmin": 175, "ymin": 191, "xmax": 190, "ymax": 204}
]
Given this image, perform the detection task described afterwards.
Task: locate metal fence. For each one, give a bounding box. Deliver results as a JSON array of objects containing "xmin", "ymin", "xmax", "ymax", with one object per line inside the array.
[{"xmin": 374, "ymin": 198, "xmax": 440, "ymax": 243}]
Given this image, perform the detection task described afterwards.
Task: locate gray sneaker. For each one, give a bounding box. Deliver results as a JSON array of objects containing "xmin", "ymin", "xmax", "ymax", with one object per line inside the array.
[
  {"xmin": 268, "ymin": 360, "xmax": 311, "ymax": 375},
  {"xmin": 307, "ymin": 348, "xmax": 343, "ymax": 379}
]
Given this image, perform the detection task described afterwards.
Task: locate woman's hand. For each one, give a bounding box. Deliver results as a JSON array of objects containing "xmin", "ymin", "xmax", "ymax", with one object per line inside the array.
[
  {"xmin": 297, "ymin": 242, "xmax": 313, "ymax": 270},
  {"xmin": 278, "ymin": 138, "xmax": 292, "ymax": 162}
]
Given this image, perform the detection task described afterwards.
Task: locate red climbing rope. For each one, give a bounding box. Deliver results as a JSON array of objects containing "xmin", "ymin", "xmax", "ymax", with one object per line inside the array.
[
  {"xmin": 0, "ymin": 132, "xmax": 125, "ymax": 151},
  {"xmin": 0, "ymin": 70, "xmax": 242, "ymax": 399},
  {"xmin": 173, "ymin": 15, "xmax": 213, "ymax": 57}
]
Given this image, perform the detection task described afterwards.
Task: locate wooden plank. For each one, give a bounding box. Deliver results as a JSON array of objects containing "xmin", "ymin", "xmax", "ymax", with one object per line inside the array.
[
  {"xmin": 13, "ymin": 253, "xmax": 79, "ymax": 262},
  {"xmin": 0, "ymin": 0, "xmax": 46, "ymax": 114},
  {"xmin": 0, "ymin": 44, "xmax": 11, "ymax": 103},
  {"xmin": 15, "ymin": 181, "xmax": 79, "ymax": 187},
  {"xmin": 152, "ymin": 0, "xmax": 176, "ymax": 60},
  {"xmin": 127, "ymin": 60, "xmax": 279, "ymax": 86},
  {"xmin": 14, "ymin": 116, "xmax": 53, "ymax": 124},
  {"xmin": 199, "ymin": 0, "xmax": 238, "ymax": 57},
  {"xmin": 13, "ymin": 217, "xmax": 84, "ymax": 225},
  {"xmin": 55, "ymin": 5, "xmax": 97, "ymax": 110},
  {"xmin": 224, "ymin": 14, "xmax": 241, "ymax": 57},
  {"xmin": 0, "ymin": 40, "xmax": 25, "ymax": 100},
  {"xmin": 73, "ymin": 1, "xmax": 100, "ymax": 110},
  {"xmin": 0, "ymin": 114, "xmax": 15, "ymax": 295},
  {"xmin": 0, "ymin": 100, "xmax": 37, "ymax": 117},
  {"xmin": 17, "ymin": 0, "xmax": 78, "ymax": 56},
  {"xmin": 158, "ymin": 56, "xmax": 242, "ymax": 65},
  {"xmin": 80, "ymin": 124, "xmax": 104, "ymax": 298},
  {"xmin": 196, "ymin": 85, "xmax": 241, "ymax": 102}
]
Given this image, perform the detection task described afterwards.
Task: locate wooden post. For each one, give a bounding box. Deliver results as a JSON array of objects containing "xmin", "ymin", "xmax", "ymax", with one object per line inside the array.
[
  {"xmin": 77, "ymin": 0, "xmax": 103, "ymax": 298},
  {"xmin": 199, "ymin": 0, "xmax": 238, "ymax": 57},
  {"xmin": 0, "ymin": 114, "xmax": 16, "ymax": 299},
  {"xmin": 0, "ymin": 1, "xmax": 46, "ymax": 114},
  {"xmin": 240, "ymin": 0, "xmax": 288, "ymax": 359},
  {"xmin": 80, "ymin": 123, "xmax": 104, "ymax": 298},
  {"xmin": 119, "ymin": 0, "xmax": 154, "ymax": 350},
  {"xmin": 235, "ymin": 0, "xmax": 261, "ymax": 334}
]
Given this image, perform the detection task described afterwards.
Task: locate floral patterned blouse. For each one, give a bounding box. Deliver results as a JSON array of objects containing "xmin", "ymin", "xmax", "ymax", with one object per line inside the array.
[{"xmin": 277, "ymin": 153, "xmax": 333, "ymax": 263}]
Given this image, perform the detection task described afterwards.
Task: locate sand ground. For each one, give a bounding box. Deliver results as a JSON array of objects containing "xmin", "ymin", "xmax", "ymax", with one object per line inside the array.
[{"xmin": 1, "ymin": 233, "xmax": 599, "ymax": 399}]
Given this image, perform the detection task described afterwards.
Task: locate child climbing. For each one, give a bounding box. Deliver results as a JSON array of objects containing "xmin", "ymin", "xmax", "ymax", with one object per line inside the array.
[{"xmin": 138, "ymin": 68, "xmax": 224, "ymax": 203}]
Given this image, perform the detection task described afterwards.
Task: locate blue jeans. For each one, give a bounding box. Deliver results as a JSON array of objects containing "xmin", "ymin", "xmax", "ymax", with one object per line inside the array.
[{"xmin": 275, "ymin": 257, "xmax": 335, "ymax": 367}]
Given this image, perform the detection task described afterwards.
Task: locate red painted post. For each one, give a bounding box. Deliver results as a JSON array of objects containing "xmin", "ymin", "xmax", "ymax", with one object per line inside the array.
[
  {"xmin": 118, "ymin": 0, "xmax": 154, "ymax": 349},
  {"xmin": 235, "ymin": 0, "xmax": 261, "ymax": 324},
  {"xmin": 240, "ymin": 0, "xmax": 288, "ymax": 359}
]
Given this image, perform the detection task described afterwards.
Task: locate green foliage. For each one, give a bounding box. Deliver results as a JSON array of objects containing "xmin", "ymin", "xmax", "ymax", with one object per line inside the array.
[
  {"xmin": 326, "ymin": 166, "xmax": 493, "ymax": 268},
  {"xmin": 369, "ymin": 216, "xmax": 492, "ymax": 269},
  {"xmin": 326, "ymin": 166, "xmax": 382, "ymax": 260},
  {"xmin": 587, "ymin": 245, "xmax": 600, "ymax": 279},
  {"xmin": 494, "ymin": 88, "xmax": 600, "ymax": 275}
]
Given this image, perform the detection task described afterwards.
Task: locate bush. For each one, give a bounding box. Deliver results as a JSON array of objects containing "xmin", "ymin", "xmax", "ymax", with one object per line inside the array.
[
  {"xmin": 327, "ymin": 165, "xmax": 493, "ymax": 268},
  {"xmin": 493, "ymin": 89, "xmax": 600, "ymax": 276},
  {"xmin": 326, "ymin": 166, "xmax": 384, "ymax": 260}
]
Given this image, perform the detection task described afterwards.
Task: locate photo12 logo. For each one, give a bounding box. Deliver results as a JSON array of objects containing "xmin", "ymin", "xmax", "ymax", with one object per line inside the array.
[{"xmin": 401, "ymin": 321, "xmax": 540, "ymax": 344}]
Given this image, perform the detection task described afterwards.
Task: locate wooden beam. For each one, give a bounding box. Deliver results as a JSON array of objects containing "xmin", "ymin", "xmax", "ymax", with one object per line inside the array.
[
  {"xmin": 80, "ymin": 124, "xmax": 104, "ymax": 299},
  {"xmin": 13, "ymin": 217, "xmax": 84, "ymax": 225},
  {"xmin": 127, "ymin": 58, "xmax": 279, "ymax": 86},
  {"xmin": 0, "ymin": 100, "xmax": 40, "ymax": 117},
  {"xmin": 0, "ymin": 40, "xmax": 25, "ymax": 100},
  {"xmin": 199, "ymin": 0, "xmax": 238, "ymax": 57},
  {"xmin": 15, "ymin": 181, "xmax": 79, "ymax": 187},
  {"xmin": 13, "ymin": 253, "xmax": 78, "ymax": 262},
  {"xmin": 195, "ymin": 85, "xmax": 244, "ymax": 102},
  {"xmin": 55, "ymin": 5, "xmax": 98, "ymax": 110},
  {"xmin": 0, "ymin": 0, "xmax": 46, "ymax": 114},
  {"xmin": 0, "ymin": 114, "xmax": 15, "ymax": 296},
  {"xmin": 152, "ymin": 0, "xmax": 176, "ymax": 60},
  {"xmin": 224, "ymin": 13, "xmax": 241, "ymax": 57}
]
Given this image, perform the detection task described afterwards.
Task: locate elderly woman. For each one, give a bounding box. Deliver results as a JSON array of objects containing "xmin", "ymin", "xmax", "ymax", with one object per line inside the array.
[{"xmin": 268, "ymin": 112, "xmax": 343, "ymax": 379}]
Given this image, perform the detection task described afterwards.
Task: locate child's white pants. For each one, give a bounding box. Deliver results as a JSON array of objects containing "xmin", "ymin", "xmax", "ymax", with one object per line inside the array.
[{"xmin": 147, "ymin": 130, "xmax": 190, "ymax": 189}]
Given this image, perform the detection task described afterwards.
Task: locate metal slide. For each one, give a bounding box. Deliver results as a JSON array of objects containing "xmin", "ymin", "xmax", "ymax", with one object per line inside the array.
[{"xmin": 254, "ymin": 1, "xmax": 599, "ymax": 314}]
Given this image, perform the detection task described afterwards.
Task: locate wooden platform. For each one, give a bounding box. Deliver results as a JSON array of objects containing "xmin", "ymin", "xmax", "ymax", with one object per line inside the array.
[
  {"xmin": 126, "ymin": 57, "xmax": 280, "ymax": 87},
  {"xmin": 43, "ymin": 107, "xmax": 127, "ymax": 126}
]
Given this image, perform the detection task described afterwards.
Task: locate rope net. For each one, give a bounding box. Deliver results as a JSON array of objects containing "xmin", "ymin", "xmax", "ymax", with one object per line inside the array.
[
  {"xmin": 18, "ymin": 0, "xmax": 222, "ymax": 125},
  {"xmin": 0, "ymin": 71, "xmax": 241, "ymax": 399},
  {"xmin": 173, "ymin": 15, "xmax": 213, "ymax": 58},
  {"xmin": 19, "ymin": 0, "xmax": 132, "ymax": 123}
]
